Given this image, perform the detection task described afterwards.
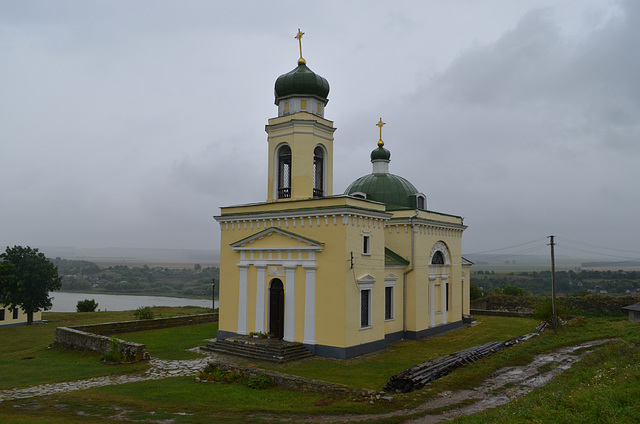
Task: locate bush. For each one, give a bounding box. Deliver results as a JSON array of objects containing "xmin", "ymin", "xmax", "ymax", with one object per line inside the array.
[
  {"xmin": 100, "ymin": 337, "xmax": 136, "ymax": 363},
  {"xmin": 134, "ymin": 306, "xmax": 154, "ymax": 320},
  {"xmin": 533, "ymin": 297, "xmax": 575, "ymax": 323},
  {"xmin": 76, "ymin": 299, "xmax": 98, "ymax": 312}
]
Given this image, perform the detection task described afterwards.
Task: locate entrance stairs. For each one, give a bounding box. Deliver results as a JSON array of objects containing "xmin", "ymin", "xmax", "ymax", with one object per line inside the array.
[{"xmin": 201, "ymin": 336, "xmax": 313, "ymax": 363}]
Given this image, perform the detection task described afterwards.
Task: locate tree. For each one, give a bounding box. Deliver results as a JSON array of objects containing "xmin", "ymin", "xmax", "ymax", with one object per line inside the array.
[{"xmin": 0, "ymin": 246, "xmax": 62, "ymax": 324}]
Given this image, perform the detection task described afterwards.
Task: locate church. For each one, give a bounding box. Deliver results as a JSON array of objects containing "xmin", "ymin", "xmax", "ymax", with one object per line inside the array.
[{"xmin": 214, "ymin": 31, "xmax": 471, "ymax": 359}]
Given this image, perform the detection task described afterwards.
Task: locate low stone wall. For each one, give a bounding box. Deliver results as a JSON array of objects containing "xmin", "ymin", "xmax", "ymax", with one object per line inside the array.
[
  {"xmin": 54, "ymin": 313, "xmax": 218, "ymax": 362},
  {"xmin": 54, "ymin": 327, "xmax": 147, "ymax": 361},
  {"xmin": 202, "ymin": 360, "xmax": 377, "ymax": 398},
  {"xmin": 70, "ymin": 313, "xmax": 218, "ymax": 336},
  {"xmin": 470, "ymin": 309, "xmax": 533, "ymax": 318}
]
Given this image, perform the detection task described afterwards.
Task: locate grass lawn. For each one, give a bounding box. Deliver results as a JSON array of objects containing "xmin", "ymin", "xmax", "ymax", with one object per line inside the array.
[
  {"xmin": 1, "ymin": 308, "xmax": 640, "ymax": 423},
  {"xmin": 0, "ymin": 306, "xmax": 212, "ymax": 388}
]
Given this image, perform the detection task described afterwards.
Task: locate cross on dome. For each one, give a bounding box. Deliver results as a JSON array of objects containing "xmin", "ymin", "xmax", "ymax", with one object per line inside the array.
[
  {"xmin": 295, "ymin": 28, "xmax": 306, "ymax": 65},
  {"xmin": 377, "ymin": 118, "xmax": 386, "ymax": 147}
]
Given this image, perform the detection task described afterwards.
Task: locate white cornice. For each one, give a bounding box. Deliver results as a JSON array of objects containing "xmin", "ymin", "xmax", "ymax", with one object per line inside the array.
[{"xmin": 215, "ymin": 207, "xmax": 392, "ymax": 223}]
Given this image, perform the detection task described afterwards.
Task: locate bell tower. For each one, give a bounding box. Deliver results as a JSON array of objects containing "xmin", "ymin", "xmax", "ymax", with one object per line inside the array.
[{"xmin": 266, "ymin": 29, "xmax": 335, "ymax": 202}]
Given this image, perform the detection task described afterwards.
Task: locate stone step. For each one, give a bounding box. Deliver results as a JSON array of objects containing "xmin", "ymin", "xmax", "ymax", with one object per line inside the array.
[{"xmin": 202, "ymin": 337, "xmax": 313, "ymax": 363}]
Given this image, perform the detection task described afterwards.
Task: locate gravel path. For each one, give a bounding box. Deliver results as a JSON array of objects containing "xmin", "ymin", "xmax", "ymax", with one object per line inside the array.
[{"xmin": 0, "ymin": 357, "xmax": 211, "ymax": 403}]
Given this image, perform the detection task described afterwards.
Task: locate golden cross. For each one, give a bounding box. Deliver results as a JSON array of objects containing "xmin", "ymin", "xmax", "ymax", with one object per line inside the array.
[
  {"xmin": 377, "ymin": 118, "xmax": 386, "ymax": 147},
  {"xmin": 295, "ymin": 28, "xmax": 306, "ymax": 65}
]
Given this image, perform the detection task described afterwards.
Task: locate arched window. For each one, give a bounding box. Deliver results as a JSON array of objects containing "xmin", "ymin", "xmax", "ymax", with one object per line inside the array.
[
  {"xmin": 277, "ymin": 145, "xmax": 292, "ymax": 199},
  {"xmin": 417, "ymin": 195, "xmax": 425, "ymax": 210},
  {"xmin": 431, "ymin": 251, "xmax": 445, "ymax": 265},
  {"xmin": 313, "ymin": 146, "xmax": 324, "ymax": 197}
]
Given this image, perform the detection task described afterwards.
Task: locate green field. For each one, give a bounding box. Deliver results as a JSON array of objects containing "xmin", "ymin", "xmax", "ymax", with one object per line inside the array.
[{"xmin": 1, "ymin": 307, "xmax": 639, "ymax": 423}]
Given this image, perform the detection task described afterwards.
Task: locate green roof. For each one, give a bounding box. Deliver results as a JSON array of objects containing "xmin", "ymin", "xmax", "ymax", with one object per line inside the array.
[
  {"xmin": 370, "ymin": 146, "xmax": 390, "ymax": 161},
  {"xmin": 344, "ymin": 173, "xmax": 420, "ymax": 210},
  {"xmin": 274, "ymin": 64, "xmax": 330, "ymax": 102},
  {"xmin": 385, "ymin": 248, "xmax": 410, "ymax": 267}
]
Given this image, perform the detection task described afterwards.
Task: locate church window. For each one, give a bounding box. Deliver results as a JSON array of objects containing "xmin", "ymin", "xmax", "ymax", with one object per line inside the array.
[
  {"xmin": 317, "ymin": 103, "xmax": 321, "ymax": 114},
  {"xmin": 284, "ymin": 102, "xmax": 289, "ymax": 114},
  {"xmin": 13, "ymin": 308, "xmax": 19, "ymax": 319},
  {"xmin": 385, "ymin": 286, "xmax": 394, "ymax": 320},
  {"xmin": 277, "ymin": 145, "xmax": 292, "ymax": 199},
  {"xmin": 313, "ymin": 146, "xmax": 324, "ymax": 197},
  {"xmin": 362, "ymin": 235, "xmax": 371, "ymax": 255},
  {"xmin": 417, "ymin": 195, "xmax": 425, "ymax": 210},
  {"xmin": 446, "ymin": 282, "xmax": 450, "ymax": 312},
  {"xmin": 432, "ymin": 251, "xmax": 444, "ymax": 264},
  {"xmin": 360, "ymin": 289, "xmax": 371, "ymax": 328},
  {"xmin": 301, "ymin": 100, "xmax": 307, "ymax": 110}
]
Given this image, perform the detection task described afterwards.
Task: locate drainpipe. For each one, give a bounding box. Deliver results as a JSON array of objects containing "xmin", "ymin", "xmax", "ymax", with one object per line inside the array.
[{"xmin": 403, "ymin": 211, "xmax": 419, "ymax": 335}]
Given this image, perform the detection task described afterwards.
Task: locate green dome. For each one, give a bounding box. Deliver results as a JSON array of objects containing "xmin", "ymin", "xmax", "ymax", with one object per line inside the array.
[
  {"xmin": 370, "ymin": 146, "xmax": 390, "ymax": 161},
  {"xmin": 344, "ymin": 173, "xmax": 420, "ymax": 210},
  {"xmin": 274, "ymin": 64, "xmax": 330, "ymax": 103}
]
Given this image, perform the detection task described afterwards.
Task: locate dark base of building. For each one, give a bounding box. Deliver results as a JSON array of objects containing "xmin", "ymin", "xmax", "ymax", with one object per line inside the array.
[{"xmin": 217, "ymin": 320, "xmax": 464, "ymax": 360}]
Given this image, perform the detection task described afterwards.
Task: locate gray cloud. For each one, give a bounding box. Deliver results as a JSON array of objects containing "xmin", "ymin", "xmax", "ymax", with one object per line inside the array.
[{"xmin": 1, "ymin": 0, "xmax": 636, "ymax": 260}]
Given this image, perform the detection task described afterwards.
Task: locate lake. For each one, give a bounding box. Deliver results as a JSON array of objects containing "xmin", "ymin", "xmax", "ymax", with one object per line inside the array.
[{"xmin": 49, "ymin": 292, "xmax": 218, "ymax": 313}]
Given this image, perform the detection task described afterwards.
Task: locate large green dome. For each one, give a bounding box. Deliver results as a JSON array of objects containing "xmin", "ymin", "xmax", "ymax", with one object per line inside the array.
[
  {"xmin": 274, "ymin": 64, "xmax": 330, "ymax": 103},
  {"xmin": 344, "ymin": 173, "xmax": 421, "ymax": 211}
]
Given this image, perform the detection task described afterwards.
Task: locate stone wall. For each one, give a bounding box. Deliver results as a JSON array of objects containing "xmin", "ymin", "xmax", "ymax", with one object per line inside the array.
[
  {"xmin": 470, "ymin": 309, "xmax": 533, "ymax": 318},
  {"xmin": 54, "ymin": 327, "xmax": 147, "ymax": 361},
  {"xmin": 54, "ymin": 313, "xmax": 218, "ymax": 362},
  {"xmin": 203, "ymin": 360, "xmax": 376, "ymax": 398},
  {"xmin": 70, "ymin": 313, "xmax": 218, "ymax": 336}
]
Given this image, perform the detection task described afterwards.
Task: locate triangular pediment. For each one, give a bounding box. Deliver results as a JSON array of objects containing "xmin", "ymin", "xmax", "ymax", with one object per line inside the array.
[{"xmin": 231, "ymin": 228, "xmax": 323, "ymax": 251}]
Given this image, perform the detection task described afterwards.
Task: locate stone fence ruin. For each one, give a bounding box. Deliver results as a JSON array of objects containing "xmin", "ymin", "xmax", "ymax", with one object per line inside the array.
[{"xmin": 54, "ymin": 313, "xmax": 218, "ymax": 362}]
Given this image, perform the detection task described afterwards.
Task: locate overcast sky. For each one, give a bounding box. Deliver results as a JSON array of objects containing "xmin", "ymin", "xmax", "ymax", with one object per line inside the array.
[{"xmin": 2, "ymin": 0, "xmax": 639, "ymax": 261}]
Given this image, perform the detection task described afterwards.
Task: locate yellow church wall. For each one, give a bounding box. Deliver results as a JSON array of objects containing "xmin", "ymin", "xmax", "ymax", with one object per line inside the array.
[
  {"xmin": 216, "ymin": 197, "xmax": 391, "ymax": 350},
  {"xmin": 340, "ymin": 218, "xmax": 387, "ymax": 348},
  {"xmin": 381, "ymin": 213, "xmax": 466, "ymax": 336},
  {"xmin": 383, "ymin": 267, "xmax": 406, "ymax": 336}
]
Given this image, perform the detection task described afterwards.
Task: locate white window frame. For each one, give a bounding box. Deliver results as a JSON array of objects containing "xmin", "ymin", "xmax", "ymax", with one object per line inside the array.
[
  {"xmin": 361, "ymin": 231, "xmax": 372, "ymax": 256},
  {"xmin": 384, "ymin": 273, "xmax": 397, "ymax": 321},
  {"xmin": 357, "ymin": 274, "xmax": 375, "ymax": 329}
]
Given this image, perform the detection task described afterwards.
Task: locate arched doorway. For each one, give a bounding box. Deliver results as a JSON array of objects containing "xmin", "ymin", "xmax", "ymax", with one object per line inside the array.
[{"xmin": 269, "ymin": 279, "xmax": 284, "ymax": 339}]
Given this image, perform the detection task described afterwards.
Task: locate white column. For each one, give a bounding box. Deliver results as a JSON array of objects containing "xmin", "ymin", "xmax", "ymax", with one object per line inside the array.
[
  {"xmin": 429, "ymin": 275, "xmax": 436, "ymax": 328},
  {"xmin": 238, "ymin": 264, "xmax": 249, "ymax": 335},
  {"xmin": 255, "ymin": 265, "xmax": 266, "ymax": 333},
  {"xmin": 441, "ymin": 276, "xmax": 449, "ymax": 325},
  {"xmin": 303, "ymin": 265, "xmax": 317, "ymax": 345},
  {"xmin": 283, "ymin": 265, "xmax": 297, "ymax": 342}
]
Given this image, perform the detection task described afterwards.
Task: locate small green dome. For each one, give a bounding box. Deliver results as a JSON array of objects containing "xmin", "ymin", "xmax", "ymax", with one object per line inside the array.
[
  {"xmin": 370, "ymin": 146, "xmax": 390, "ymax": 161},
  {"xmin": 344, "ymin": 173, "xmax": 420, "ymax": 211},
  {"xmin": 274, "ymin": 64, "xmax": 330, "ymax": 103}
]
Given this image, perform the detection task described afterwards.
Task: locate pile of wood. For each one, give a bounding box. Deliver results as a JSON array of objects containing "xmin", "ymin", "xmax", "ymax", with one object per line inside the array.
[{"xmin": 384, "ymin": 333, "xmax": 538, "ymax": 393}]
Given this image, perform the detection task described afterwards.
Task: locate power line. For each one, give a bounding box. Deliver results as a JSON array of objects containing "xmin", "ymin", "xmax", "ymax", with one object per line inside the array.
[
  {"xmin": 555, "ymin": 236, "xmax": 640, "ymax": 255},
  {"xmin": 465, "ymin": 238, "xmax": 547, "ymax": 256}
]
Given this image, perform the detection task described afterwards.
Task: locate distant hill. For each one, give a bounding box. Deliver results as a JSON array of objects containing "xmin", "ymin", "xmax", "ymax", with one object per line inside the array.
[{"xmin": 39, "ymin": 246, "xmax": 220, "ymax": 266}]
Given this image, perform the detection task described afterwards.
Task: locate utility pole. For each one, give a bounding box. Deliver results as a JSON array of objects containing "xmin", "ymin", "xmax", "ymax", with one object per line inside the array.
[{"xmin": 548, "ymin": 235, "xmax": 557, "ymax": 334}]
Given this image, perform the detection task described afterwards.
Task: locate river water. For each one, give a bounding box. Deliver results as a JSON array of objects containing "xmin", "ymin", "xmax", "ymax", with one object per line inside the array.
[{"xmin": 49, "ymin": 292, "xmax": 218, "ymax": 313}]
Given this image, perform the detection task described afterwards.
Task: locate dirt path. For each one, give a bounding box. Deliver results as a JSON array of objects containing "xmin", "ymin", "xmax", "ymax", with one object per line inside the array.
[{"xmin": 279, "ymin": 339, "xmax": 613, "ymax": 424}]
